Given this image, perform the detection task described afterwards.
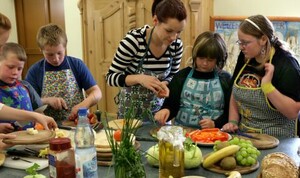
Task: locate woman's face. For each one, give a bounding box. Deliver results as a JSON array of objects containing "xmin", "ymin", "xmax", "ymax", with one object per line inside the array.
[
  {"xmin": 42, "ymin": 44, "xmax": 66, "ymax": 66},
  {"xmin": 195, "ymin": 57, "xmax": 217, "ymax": 72},
  {"xmin": 0, "ymin": 29, "xmax": 10, "ymax": 50},
  {"xmin": 154, "ymin": 17, "xmax": 186, "ymax": 45},
  {"xmin": 237, "ymin": 29, "xmax": 264, "ymax": 59}
]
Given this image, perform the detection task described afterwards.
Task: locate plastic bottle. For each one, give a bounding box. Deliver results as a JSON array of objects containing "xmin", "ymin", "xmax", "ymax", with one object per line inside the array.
[
  {"xmin": 74, "ymin": 108, "xmax": 98, "ymax": 178},
  {"xmin": 49, "ymin": 137, "xmax": 76, "ymax": 178}
]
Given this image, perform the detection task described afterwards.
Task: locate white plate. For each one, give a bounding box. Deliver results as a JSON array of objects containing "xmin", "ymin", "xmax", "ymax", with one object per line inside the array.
[{"xmin": 194, "ymin": 133, "xmax": 232, "ymax": 146}]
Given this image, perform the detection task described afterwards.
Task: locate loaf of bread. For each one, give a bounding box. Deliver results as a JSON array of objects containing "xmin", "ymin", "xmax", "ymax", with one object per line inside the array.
[{"xmin": 259, "ymin": 152, "xmax": 298, "ymax": 178}]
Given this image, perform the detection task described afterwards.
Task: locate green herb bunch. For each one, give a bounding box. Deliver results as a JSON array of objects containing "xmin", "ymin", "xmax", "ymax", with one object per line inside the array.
[{"xmin": 103, "ymin": 100, "xmax": 146, "ymax": 178}]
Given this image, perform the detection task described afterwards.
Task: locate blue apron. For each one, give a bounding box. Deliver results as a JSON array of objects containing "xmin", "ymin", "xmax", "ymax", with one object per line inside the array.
[
  {"xmin": 175, "ymin": 69, "xmax": 224, "ymax": 128},
  {"xmin": 0, "ymin": 80, "xmax": 34, "ymax": 130}
]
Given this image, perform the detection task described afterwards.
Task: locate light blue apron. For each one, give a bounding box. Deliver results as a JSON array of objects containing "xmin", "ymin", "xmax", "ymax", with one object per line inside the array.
[{"xmin": 175, "ymin": 69, "xmax": 224, "ymax": 128}]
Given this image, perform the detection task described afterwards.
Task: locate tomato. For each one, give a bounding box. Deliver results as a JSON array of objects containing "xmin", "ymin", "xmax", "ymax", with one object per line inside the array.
[{"xmin": 113, "ymin": 130, "xmax": 122, "ymax": 141}]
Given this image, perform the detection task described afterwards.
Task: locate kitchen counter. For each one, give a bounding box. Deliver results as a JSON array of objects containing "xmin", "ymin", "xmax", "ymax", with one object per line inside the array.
[{"xmin": 0, "ymin": 124, "xmax": 299, "ymax": 178}]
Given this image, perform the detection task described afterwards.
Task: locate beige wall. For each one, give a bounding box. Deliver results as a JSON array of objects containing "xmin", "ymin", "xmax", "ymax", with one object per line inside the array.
[
  {"xmin": 1, "ymin": 0, "xmax": 300, "ymax": 60},
  {"xmin": 0, "ymin": 0, "xmax": 82, "ymax": 59},
  {"xmin": 214, "ymin": 0, "xmax": 300, "ymax": 16}
]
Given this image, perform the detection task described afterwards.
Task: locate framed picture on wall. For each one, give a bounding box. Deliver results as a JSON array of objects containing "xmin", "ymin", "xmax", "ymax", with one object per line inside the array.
[{"xmin": 210, "ymin": 16, "xmax": 300, "ymax": 74}]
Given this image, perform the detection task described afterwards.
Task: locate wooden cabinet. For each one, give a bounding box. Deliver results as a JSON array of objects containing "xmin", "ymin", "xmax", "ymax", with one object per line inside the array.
[{"xmin": 78, "ymin": 0, "xmax": 213, "ymax": 117}]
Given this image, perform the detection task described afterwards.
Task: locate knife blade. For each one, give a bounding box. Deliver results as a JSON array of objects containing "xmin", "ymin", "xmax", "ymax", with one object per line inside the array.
[{"xmin": 236, "ymin": 130, "xmax": 260, "ymax": 140}]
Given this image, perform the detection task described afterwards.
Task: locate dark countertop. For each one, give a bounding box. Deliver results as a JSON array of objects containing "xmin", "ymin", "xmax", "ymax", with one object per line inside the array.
[{"xmin": 0, "ymin": 124, "xmax": 299, "ymax": 178}]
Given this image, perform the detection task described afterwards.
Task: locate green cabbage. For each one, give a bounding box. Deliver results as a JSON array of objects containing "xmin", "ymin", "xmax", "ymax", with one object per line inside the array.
[{"xmin": 146, "ymin": 143, "xmax": 202, "ymax": 169}]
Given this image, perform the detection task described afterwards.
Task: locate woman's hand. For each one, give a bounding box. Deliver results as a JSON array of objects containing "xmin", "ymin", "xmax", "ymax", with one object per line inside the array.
[
  {"xmin": 199, "ymin": 118, "xmax": 215, "ymax": 128},
  {"xmin": 157, "ymin": 81, "xmax": 169, "ymax": 98},
  {"xmin": 154, "ymin": 109, "xmax": 170, "ymax": 125},
  {"xmin": 222, "ymin": 122, "xmax": 238, "ymax": 133},
  {"xmin": 139, "ymin": 75, "xmax": 165, "ymax": 94},
  {"xmin": 261, "ymin": 63, "xmax": 275, "ymax": 85}
]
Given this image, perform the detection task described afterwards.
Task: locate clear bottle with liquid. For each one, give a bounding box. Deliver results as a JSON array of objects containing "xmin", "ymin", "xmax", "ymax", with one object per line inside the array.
[{"xmin": 74, "ymin": 108, "xmax": 98, "ymax": 178}]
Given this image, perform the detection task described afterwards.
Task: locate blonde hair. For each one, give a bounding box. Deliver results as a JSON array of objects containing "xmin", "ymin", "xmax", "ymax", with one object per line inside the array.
[{"xmin": 36, "ymin": 24, "xmax": 67, "ymax": 49}]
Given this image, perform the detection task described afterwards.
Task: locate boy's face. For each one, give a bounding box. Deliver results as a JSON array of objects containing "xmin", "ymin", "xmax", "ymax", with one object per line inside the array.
[
  {"xmin": 0, "ymin": 52, "xmax": 24, "ymax": 84},
  {"xmin": 42, "ymin": 44, "xmax": 66, "ymax": 66}
]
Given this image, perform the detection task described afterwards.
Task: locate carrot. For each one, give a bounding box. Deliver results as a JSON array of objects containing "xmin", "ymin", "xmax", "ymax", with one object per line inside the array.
[{"xmin": 34, "ymin": 123, "xmax": 44, "ymax": 130}]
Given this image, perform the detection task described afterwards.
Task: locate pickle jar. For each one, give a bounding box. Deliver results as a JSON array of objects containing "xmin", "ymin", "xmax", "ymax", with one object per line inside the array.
[{"xmin": 157, "ymin": 126, "xmax": 186, "ymax": 178}]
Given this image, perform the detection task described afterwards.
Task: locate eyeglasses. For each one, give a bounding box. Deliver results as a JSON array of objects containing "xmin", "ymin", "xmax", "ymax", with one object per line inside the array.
[{"xmin": 236, "ymin": 40, "xmax": 253, "ymax": 47}]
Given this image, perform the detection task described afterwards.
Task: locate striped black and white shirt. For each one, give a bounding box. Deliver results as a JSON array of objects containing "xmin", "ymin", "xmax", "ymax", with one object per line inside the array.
[{"xmin": 106, "ymin": 25, "xmax": 183, "ymax": 87}]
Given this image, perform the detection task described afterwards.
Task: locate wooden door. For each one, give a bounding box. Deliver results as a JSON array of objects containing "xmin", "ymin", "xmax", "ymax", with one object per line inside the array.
[{"xmin": 14, "ymin": 0, "xmax": 65, "ymax": 79}]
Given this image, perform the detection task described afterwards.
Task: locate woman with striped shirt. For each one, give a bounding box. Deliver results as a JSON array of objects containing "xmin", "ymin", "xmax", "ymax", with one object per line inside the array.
[{"xmin": 106, "ymin": 0, "xmax": 187, "ymax": 121}]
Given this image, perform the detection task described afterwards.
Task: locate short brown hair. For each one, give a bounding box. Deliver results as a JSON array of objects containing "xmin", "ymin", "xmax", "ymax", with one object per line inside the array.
[
  {"xmin": 153, "ymin": 0, "xmax": 187, "ymax": 23},
  {"xmin": 0, "ymin": 42, "xmax": 27, "ymax": 62},
  {"xmin": 0, "ymin": 13, "xmax": 11, "ymax": 31},
  {"xmin": 36, "ymin": 24, "xmax": 67, "ymax": 49},
  {"xmin": 192, "ymin": 31, "xmax": 228, "ymax": 69}
]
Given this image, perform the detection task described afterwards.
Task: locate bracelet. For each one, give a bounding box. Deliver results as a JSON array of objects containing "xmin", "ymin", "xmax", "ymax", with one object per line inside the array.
[
  {"xmin": 229, "ymin": 120, "xmax": 238, "ymax": 125},
  {"xmin": 261, "ymin": 82, "xmax": 275, "ymax": 94}
]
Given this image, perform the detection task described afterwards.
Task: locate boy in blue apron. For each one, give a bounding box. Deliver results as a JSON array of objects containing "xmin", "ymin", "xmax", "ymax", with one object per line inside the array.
[
  {"xmin": 154, "ymin": 31, "xmax": 231, "ymax": 129},
  {"xmin": 0, "ymin": 43, "xmax": 43, "ymax": 131}
]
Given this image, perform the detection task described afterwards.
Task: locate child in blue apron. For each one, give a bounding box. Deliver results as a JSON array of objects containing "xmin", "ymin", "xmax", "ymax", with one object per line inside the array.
[
  {"xmin": 154, "ymin": 31, "xmax": 232, "ymax": 129},
  {"xmin": 0, "ymin": 43, "xmax": 43, "ymax": 131}
]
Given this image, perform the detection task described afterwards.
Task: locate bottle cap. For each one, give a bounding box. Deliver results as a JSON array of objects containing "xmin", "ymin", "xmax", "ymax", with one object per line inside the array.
[
  {"xmin": 49, "ymin": 138, "xmax": 72, "ymax": 151},
  {"xmin": 78, "ymin": 108, "xmax": 88, "ymax": 115}
]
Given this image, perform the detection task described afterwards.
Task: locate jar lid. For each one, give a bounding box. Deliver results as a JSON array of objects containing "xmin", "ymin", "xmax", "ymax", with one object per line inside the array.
[{"xmin": 49, "ymin": 138, "xmax": 72, "ymax": 151}]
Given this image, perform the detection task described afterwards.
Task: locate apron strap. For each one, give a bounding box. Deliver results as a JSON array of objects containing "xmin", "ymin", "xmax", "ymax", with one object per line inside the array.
[{"xmin": 136, "ymin": 27, "xmax": 155, "ymax": 70}]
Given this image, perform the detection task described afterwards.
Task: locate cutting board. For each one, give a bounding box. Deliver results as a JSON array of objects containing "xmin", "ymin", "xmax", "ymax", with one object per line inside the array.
[
  {"xmin": 3, "ymin": 130, "xmax": 56, "ymax": 145},
  {"xmin": 108, "ymin": 119, "xmax": 142, "ymax": 130},
  {"xmin": 236, "ymin": 133, "xmax": 279, "ymax": 149},
  {"xmin": 203, "ymin": 154, "xmax": 259, "ymax": 174},
  {"xmin": 3, "ymin": 156, "xmax": 48, "ymax": 170}
]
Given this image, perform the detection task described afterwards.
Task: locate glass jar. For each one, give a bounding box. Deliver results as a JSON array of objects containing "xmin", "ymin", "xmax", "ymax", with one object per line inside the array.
[
  {"xmin": 49, "ymin": 137, "xmax": 76, "ymax": 178},
  {"xmin": 157, "ymin": 126, "xmax": 185, "ymax": 178}
]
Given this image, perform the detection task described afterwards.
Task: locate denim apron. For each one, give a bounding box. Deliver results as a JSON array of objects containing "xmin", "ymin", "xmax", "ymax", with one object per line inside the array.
[
  {"xmin": 175, "ymin": 69, "xmax": 224, "ymax": 128},
  {"xmin": 233, "ymin": 48, "xmax": 295, "ymax": 137},
  {"xmin": 41, "ymin": 59, "xmax": 84, "ymax": 122},
  {"xmin": 116, "ymin": 27, "xmax": 172, "ymax": 121},
  {"xmin": 0, "ymin": 80, "xmax": 34, "ymax": 130}
]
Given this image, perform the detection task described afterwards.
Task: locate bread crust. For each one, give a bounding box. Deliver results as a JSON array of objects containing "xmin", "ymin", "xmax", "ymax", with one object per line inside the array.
[{"xmin": 259, "ymin": 152, "xmax": 298, "ymax": 178}]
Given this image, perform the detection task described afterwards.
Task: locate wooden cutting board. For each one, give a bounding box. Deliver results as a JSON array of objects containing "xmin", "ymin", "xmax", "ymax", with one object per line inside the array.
[
  {"xmin": 3, "ymin": 130, "xmax": 56, "ymax": 145},
  {"xmin": 108, "ymin": 119, "xmax": 142, "ymax": 130},
  {"xmin": 236, "ymin": 133, "xmax": 279, "ymax": 149},
  {"xmin": 203, "ymin": 154, "xmax": 259, "ymax": 174}
]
